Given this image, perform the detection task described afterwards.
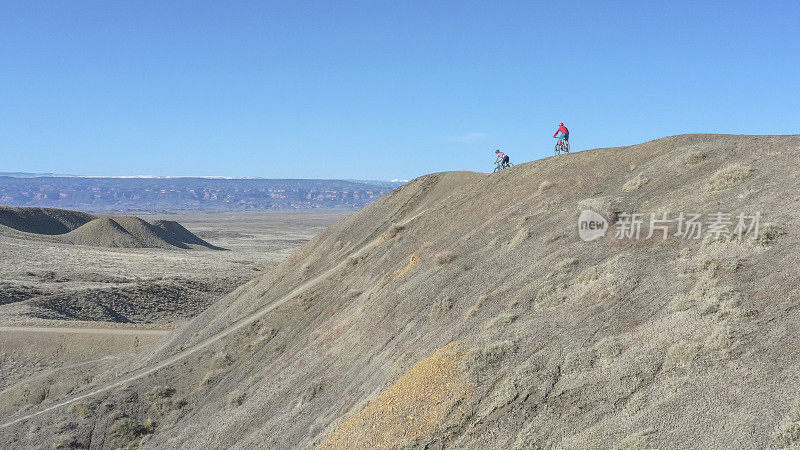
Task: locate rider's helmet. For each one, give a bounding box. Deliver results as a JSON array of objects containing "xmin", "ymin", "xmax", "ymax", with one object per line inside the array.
[
  {"xmin": 559, "ymin": 122, "xmax": 564, "ymax": 126},
  {"xmin": 495, "ymin": 149, "xmax": 500, "ymax": 153}
]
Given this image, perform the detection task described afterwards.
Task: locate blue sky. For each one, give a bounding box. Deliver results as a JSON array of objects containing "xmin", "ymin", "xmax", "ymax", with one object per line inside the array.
[{"xmin": 2, "ymin": 1, "xmax": 798, "ymax": 180}]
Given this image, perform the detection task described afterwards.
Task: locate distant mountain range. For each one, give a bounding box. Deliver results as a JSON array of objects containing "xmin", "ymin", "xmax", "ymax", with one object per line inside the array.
[{"xmin": 0, "ymin": 174, "xmax": 405, "ymax": 212}]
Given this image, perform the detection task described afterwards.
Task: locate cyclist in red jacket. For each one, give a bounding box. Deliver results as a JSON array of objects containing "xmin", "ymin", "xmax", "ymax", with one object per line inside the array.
[{"xmin": 553, "ymin": 123, "xmax": 569, "ymax": 142}]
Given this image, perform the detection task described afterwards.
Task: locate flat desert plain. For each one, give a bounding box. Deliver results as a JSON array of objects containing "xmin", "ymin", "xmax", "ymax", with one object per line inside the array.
[{"xmin": 0, "ymin": 210, "xmax": 349, "ymax": 392}]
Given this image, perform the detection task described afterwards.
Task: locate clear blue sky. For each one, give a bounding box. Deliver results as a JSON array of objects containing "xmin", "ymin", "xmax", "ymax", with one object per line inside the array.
[{"xmin": 2, "ymin": 1, "xmax": 798, "ymax": 180}]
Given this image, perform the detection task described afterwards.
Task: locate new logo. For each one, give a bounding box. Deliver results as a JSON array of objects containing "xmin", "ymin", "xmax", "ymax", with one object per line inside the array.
[{"xmin": 578, "ymin": 210, "xmax": 608, "ymax": 242}]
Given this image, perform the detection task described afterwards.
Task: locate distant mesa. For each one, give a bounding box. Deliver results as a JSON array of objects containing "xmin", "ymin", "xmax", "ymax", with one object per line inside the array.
[
  {"xmin": 0, "ymin": 206, "xmax": 222, "ymax": 250},
  {"xmin": 0, "ymin": 177, "xmax": 398, "ymax": 211}
]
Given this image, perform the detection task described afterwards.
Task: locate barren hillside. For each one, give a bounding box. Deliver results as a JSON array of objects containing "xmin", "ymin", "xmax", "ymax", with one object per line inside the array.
[
  {"xmin": 2, "ymin": 134, "xmax": 800, "ymax": 449},
  {"xmin": 0, "ymin": 207, "xmax": 219, "ymax": 249}
]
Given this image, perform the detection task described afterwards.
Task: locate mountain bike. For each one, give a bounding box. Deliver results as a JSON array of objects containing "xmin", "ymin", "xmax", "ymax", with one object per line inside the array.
[
  {"xmin": 493, "ymin": 161, "xmax": 514, "ymax": 173},
  {"xmin": 555, "ymin": 139, "xmax": 570, "ymax": 156}
]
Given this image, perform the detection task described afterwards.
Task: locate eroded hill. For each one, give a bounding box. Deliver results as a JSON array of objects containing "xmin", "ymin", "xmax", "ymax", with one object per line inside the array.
[
  {"xmin": 0, "ymin": 206, "xmax": 220, "ymax": 249},
  {"xmin": 2, "ymin": 134, "xmax": 800, "ymax": 449}
]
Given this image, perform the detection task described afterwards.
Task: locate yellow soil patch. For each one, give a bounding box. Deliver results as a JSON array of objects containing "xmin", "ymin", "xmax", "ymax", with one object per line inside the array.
[
  {"xmin": 384, "ymin": 253, "xmax": 420, "ymax": 284},
  {"xmin": 318, "ymin": 341, "xmax": 473, "ymax": 448}
]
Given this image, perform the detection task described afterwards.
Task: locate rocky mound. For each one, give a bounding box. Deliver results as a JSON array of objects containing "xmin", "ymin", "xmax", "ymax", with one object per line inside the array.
[
  {"xmin": 61, "ymin": 217, "xmax": 143, "ymax": 248},
  {"xmin": 3, "ymin": 134, "xmax": 800, "ymax": 449},
  {"xmin": 151, "ymin": 220, "xmax": 222, "ymax": 249},
  {"xmin": 0, "ymin": 206, "xmax": 94, "ymax": 235},
  {"xmin": 0, "ymin": 207, "xmax": 219, "ymax": 250}
]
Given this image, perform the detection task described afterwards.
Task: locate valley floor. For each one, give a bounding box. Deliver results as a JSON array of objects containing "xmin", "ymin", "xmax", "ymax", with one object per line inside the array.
[{"xmin": 0, "ymin": 210, "xmax": 348, "ymax": 402}]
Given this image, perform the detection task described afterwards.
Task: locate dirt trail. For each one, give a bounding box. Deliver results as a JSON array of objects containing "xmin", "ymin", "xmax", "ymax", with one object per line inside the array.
[
  {"xmin": 0, "ymin": 326, "xmax": 170, "ymax": 336},
  {"xmin": 0, "ymin": 231, "xmax": 384, "ymax": 430}
]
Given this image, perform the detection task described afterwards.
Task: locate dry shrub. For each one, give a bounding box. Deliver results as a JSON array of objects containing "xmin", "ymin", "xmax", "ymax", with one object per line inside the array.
[
  {"xmin": 227, "ymin": 390, "xmax": 245, "ymax": 406},
  {"xmin": 148, "ymin": 385, "xmax": 178, "ymax": 415},
  {"xmin": 464, "ymin": 340, "xmax": 516, "ymax": 375},
  {"xmin": 663, "ymin": 341, "xmax": 700, "ymax": 369},
  {"xmin": 669, "ymin": 295, "xmax": 693, "ymax": 311},
  {"xmin": 625, "ymin": 391, "xmax": 647, "ymax": 415},
  {"xmin": 621, "ymin": 174, "xmax": 649, "ymax": 192},
  {"xmin": 684, "ymin": 151, "xmax": 705, "ymax": 165},
  {"xmin": 147, "ymin": 385, "xmax": 175, "ymax": 400},
  {"xmin": 596, "ymin": 336, "xmax": 622, "ymax": 362},
  {"xmin": 756, "ymin": 223, "xmax": 784, "ymax": 246},
  {"xmin": 485, "ymin": 313, "xmax": 518, "ymax": 329},
  {"xmin": 429, "ymin": 297, "xmax": 454, "ymax": 320},
  {"xmin": 555, "ymin": 258, "xmax": 578, "ymax": 272},
  {"xmin": 385, "ymin": 223, "xmax": 404, "ymax": 239},
  {"xmin": 577, "ymin": 196, "xmax": 620, "ymax": 220},
  {"xmin": 466, "ymin": 294, "xmax": 488, "ymax": 317},
  {"xmin": 434, "ymin": 251, "xmax": 456, "ymax": 265},
  {"xmin": 67, "ymin": 401, "xmax": 91, "ymax": 419},
  {"xmin": 533, "ymin": 284, "xmax": 565, "ymax": 310},
  {"xmin": 707, "ymin": 163, "xmax": 753, "ymax": 190},
  {"xmin": 577, "ymin": 266, "xmax": 600, "ymax": 284},
  {"xmin": 705, "ymin": 326, "xmax": 733, "ymax": 358},
  {"xmin": 771, "ymin": 402, "xmax": 800, "ymax": 448},
  {"xmin": 108, "ymin": 417, "xmax": 152, "ymax": 448}
]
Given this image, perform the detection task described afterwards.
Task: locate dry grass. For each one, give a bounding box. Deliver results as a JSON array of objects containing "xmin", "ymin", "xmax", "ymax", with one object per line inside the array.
[
  {"xmin": 466, "ymin": 294, "xmax": 488, "ymax": 318},
  {"xmin": 707, "ymin": 163, "xmax": 753, "ymax": 190},
  {"xmin": 625, "ymin": 391, "xmax": 647, "ymax": 415},
  {"xmin": 464, "ymin": 340, "xmax": 516, "ymax": 376},
  {"xmin": 484, "ymin": 313, "xmax": 518, "ymax": 329},
  {"xmin": 319, "ymin": 342, "xmax": 472, "ymax": 448},
  {"xmin": 663, "ymin": 341, "xmax": 700, "ymax": 369},
  {"xmin": 669, "ymin": 295, "xmax": 693, "ymax": 311},
  {"xmin": 538, "ymin": 180, "xmax": 554, "ymax": 192},
  {"xmin": 384, "ymin": 254, "xmax": 421, "ymax": 284},
  {"xmin": 533, "ymin": 284, "xmax": 566, "ymax": 310},
  {"xmin": 771, "ymin": 402, "xmax": 800, "ymax": 448},
  {"xmin": 385, "ymin": 223, "xmax": 404, "ymax": 239},
  {"xmin": 434, "ymin": 251, "xmax": 456, "ymax": 265},
  {"xmin": 428, "ymin": 297, "xmax": 454, "ymax": 321},
  {"xmin": 226, "ymin": 390, "xmax": 245, "ymax": 406},
  {"xmin": 756, "ymin": 223, "xmax": 784, "ymax": 246},
  {"xmin": 67, "ymin": 401, "xmax": 91, "ymax": 419},
  {"xmin": 621, "ymin": 174, "xmax": 650, "ymax": 192},
  {"xmin": 108, "ymin": 417, "xmax": 153, "ymax": 449},
  {"xmin": 554, "ymin": 257, "xmax": 578, "ymax": 272},
  {"xmin": 573, "ymin": 259, "xmax": 623, "ymax": 302},
  {"xmin": 596, "ymin": 336, "xmax": 622, "ymax": 363},
  {"xmin": 684, "ymin": 151, "xmax": 706, "ymax": 165}
]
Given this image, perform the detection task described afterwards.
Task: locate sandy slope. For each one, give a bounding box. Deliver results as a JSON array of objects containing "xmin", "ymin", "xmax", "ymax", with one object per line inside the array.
[{"xmin": 3, "ymin": 134, "xmax": 800, "ymax": 449}]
